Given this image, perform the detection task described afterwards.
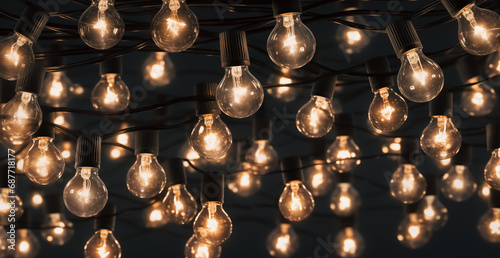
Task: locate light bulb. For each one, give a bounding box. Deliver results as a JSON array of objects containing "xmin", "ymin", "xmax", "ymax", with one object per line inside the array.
[
  {"xmin": 181, "ymin": 142, "xmax": 201, "ymax": 173},
  {"xmin": 390, "ymin": 164, "xmax": 426, "ymax": 203},
  {"xmin": 127, "ymin": 153, "xmax": 166, "ymax": 198},
  {"xmin": 441, "ymin": 165, "xmax": 477, "ymax": 201},
  {"xmin": 41, "ymin": 71, "xmax": 72, "ymax": 106},
  {"xmin": 0, "ymin": 227, "xmax": 8, "ymax": 257},
  {"xmin": 397, "ymin": 213, "xmax": 432, "ymax": 249},
  {"xmin": 420, "ymin": 116, "xmax": 461, "ymax": 160},
  {"xmin": 455, "ymin": 4, "xmax": 500, "ymax": 56},
  {"xmin": 91, "ymin": 74, "xmax": 130, "ymax": 112},
  {"xmin": 78, "ymin": 0, "xmax": 125, "ymax": 50},
  {"xmin": 0, "ymin": 188, "xmax": 23, "ymax": 225},
  {"xmin": 279, "ymin": 180, "xmax": 315, "ymax": 221},
  {"xmin": 479, "ymin": 181, "xmax": 491, "ymax": 201},
  {"xmin": 478, "ymin": 208, "xmax": 500, "ymax": 242},
  {"xmin": 193, "ymin": 202, "xmax": 232, "ymax": 246},
  {"xmin": 227, "ymin": 171, "xmax": 262, "ymax": 197},
  {"xmin": 368, "ymin": 87, "xmax": 408, "ymax": 132},
  {"xmin": 84, "ymin": 229, "xmax": 121, "ymax": 258},
  {"xmin": 485, "ymin": 51, "xmax": 500, "ymax": 81},
  {"xmin": 109, "ymin": 132, "xmax": 129, "ymax": 160},
  {"xmin": 25, "ymin": 137, "xmax": 65, "ymax": 185},
  {"xmin": 245, "ymin": 140, "xmax": 279, "ymax": 174},
  {"xmin": 185, "ymin": 235, "xmax": 221, "ymax": 258},
  {"xmin": 330, "ymin": 183, "xmax": 361, "ymax": 217},
  {"xmin": 151, "ymin": 0, "xmax": 199, "ymax": 52},
  {"xmin": 417, "ymin": 195, "xmax": 448, "ymax": 230},
  {"xmin": 267, "ymin": 13, "xmax": 316, "ymax": 69},
  {"xmin": 335, "ymin": 17, "xmax": 370, "ymax": 55},
  {"xmin": 30, "ymin": 191, "xmax": 43, "ymax": 208},
  {"xmin": 162, "ymin": 184, "xmax": 197, "ymax": 224},
  {"xmin": 303, "ymin": 160, "xmax": 335, "ymax": 196},
  {"xmin": 216, "ymin": 66, "xmax": 264, "ymax": 118},
  {"xmin": 63, "ymin": 167, "xmax": 108, "ymax": 217},
  {"xmin": 461, "ymin": 83, "xmax": 496, "ymax": 116},
  {"xmin": 143, "ymin": 52, "xmax": 175, "ymax": 87},
  {"xmin": 0, "ymin": 33, "xmax": 33, "ymax": 81},
  {"xmin": 144, "ymin": 201, "xmax": 168, "ymax": 228},
  {"xmin": 333, "ymin": 227, "xmax": 365, "ymax": 258},
  {"xmin": 266, "ymin": 223, "xmax": 299, "ymax": 257},
  {"xmin": 41, "ymin": 213, "xmax": 74, "ymax": 245},
  {"xmin": 266, "ymin": 71, "xmax": 300, "ymax": 103},
  {"xmin": 484, "ymin": 148, "xmax": 500, "ymax": 190},
  {"xmin": 14, "ymin": 229, "xmax": 40, "ymax": 258},
  {"xmin": 397, "ymin": 49, "xmax": 444, "ymax": 103},
  {"xmin": 326, "ymin": 136, "xmax": 361, "ymax": 173},
  {"xmin": 296, "ymin": 95, "xmax": 335, "ymax": 138},
  {"xmin": 1, "ymin": 91, "xmax": 42, "ymax": 137},
  {"xmin": 190, "ymin": 114, "xmax": 232, "ymax": 159}
]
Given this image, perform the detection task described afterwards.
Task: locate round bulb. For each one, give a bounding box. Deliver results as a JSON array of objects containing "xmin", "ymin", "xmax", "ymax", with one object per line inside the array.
[
  {"xmin": 368, "ymin": 87, "xmax": 408, "ymax": 132},
  {"xmin": 390, "ymin": 164, "xmax": 426, "ymax": 203},
  {"xmin": 397, "ymin": 213, "xmax": 432, "ymax": 249},
  {"xmin": 84, "ymin": 229, "xmax": 121, "ymax": 258},
  {"xmin": 78, "ymin": 0, "xmax": 125, "ymax": 50},
  {"xmin": 190, "ymin": 114, "xmax": 232, "ymax": 159},
  {"xmin": 303, "ymin": 160, "xmax": 335, "ymax": 196},
  {"xmin": 266, "ymin": 223, "xmax": 299, "ymax": 257},
  {"xmin": 333, "ymin": 227, "xmax": 365, "ymax": 258},
  {"xmin": 441, "ymin": 165, "xmax": 477, "ymax": 201},
  {"xmin": 151, "ymin": 0, "xmax": 199, "ymax": 52},
  {"xmin": 41, "ymin": 213, "xmax": 74, "ymax": 245},
  {"xmin": 478, "ymin": 208, "xmax": 500, "ymax": 242},
  {"xmin": 296, "ymin": 95, "xmax": 334, "ymax": 138},
  {"xmin": 461, "ymin": 83, "xmax": 497, "ymax": 116},
  {"xmin": 267, "ymin": 74, "xmax": 300, "ymax": 103},
  {"xmin": 485, "ymin": 51, "xmax": 500, "ymax": 82},
  {"xmin": 162, "ymin": 184, "xmax": 197, "ymax": 224},
  {"xmin": 479, "ymin": 181, "xmax": 491, "ymax": 201},
  {"xmin": 144, "ymin": 201, "xmax": 169, "ymax": 228},
  {"xmin": 335, "ymin": 17, "xmax": 370, "ymax": 55},
  {"xmin": 193, "ymin": 202, "xmax": 232, "ymax": 246},
  {"xmin": 0, "ymin": 32, "xmax": 33, "ymax": 81},
  {"xmin": 420, "ymin": 116, "xmax": 461, "ymax": 160},
  {"xmin": 185, "ymin": 235, "xmax": 221, "ymax": 258},
  {"xmin": 14, "ymin": 229, "xmax": 40, "ymax": 258},
  {"xmin": 0, "ymin": 227, "xmax": 9, "ymax": 257},
  {"xmin": 456, "ymin": 4, "xmax": 500, "ymax": 56},
  {"xmin": 41, "ymin": 71, "xmax": 72, "ymax": 107},
  {"xmin": 0, "ymin": 188, "xmax": 23, "ymax": 225},
  {"xmin": 279, "ymin": 180, "xmax": 315, "ymax": 222},
  {"xmin": 91, "ymin": 74, "xmax": 130, "ymax": 112},
  {"xmin": 397, "ymin": 49, "xmax": 444, "ymax": 103},
  {"xmin": 1, "ymin": 91, "xmax": 42, "ymax": 138},
  {"xmin": 244, "ymin": 140, "xmax": 279, "ymax": 175},
  {"xmin": 25, "ymin": 137, "xmax": 65, "ymax": 185},
  {"xmin": 216, "ymin": 66, "xmax": 264, "ymax": 118},
  {"xmin": 63, "ymin": 167, "xmax": 108, "ymax": 217},
  {"xmin": 143, "ymin": 52, "xmax": 175, "ymax": 87},
  {"xmin": 484, "ymin": 148, "xmax": 500, "ymax": 190},
  {"xmin": 31, "ymin": 192, "xmax": 43, "ymax": 208},
  {"xmin": 326, "ymin": 136, "xmax": 361, "ymax": 173},
  {"xmin": 126, "ymin": 153, "xmax": 166, "ymax": 198},
  {"xmin": 329, "ymin": 183, "xmax": 361, "ymax": 217},
  {"xmin": 227, "ymin": 171, "xmax": 262, "ymax": 197},
  {"xmin": 417, "ymin": 195, "xmax": 448, "ymax": 230}
]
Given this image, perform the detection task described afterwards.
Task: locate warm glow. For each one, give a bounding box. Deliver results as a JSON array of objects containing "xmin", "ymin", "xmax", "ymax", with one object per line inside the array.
[
  {"xmin": 117, "ymin": 134, "xmax": 128, "ymax": 145},
  {"xmin": 276, "ymin": 235, "xmax": 291, "ymax": 252},
  {"xmin": 150, "ymin": 63, "xmax": 165, "ymax": 79},
  {"xmin": 342, "ymin": 239, "xmax": 357, "ymax": 254},
  {"xmin": 150, "ymin": 210, "xmax": 163, "ymax": 222},
  {"xmin": 453, "ymin": 179, "xmax": 464, "ymax": 189},
  {"xmin": 110, "ymin": 148, "xmax": 121, "ymax": 159},
  {"xmin": 339, "ymin": 196, "xmax": 352, "ymax": 211},
  {"xmin": 408, "ymin": 225, "xmax": 420, "ymax": 238},
  {"xmin": 346, "ymin": 30, "xmax": 362, "ymax": 45},
  {"xmin": 62, "ymin": 150, "xmax": 71, "ymax": 159},
  {"xmin": 311, "ymin": 172, "xmax": 324, "ymax": 188},
  {"xmin": 19, "ymin": 241, "xmax": 30, "ymax": 252},
  {"xmin": 423, "ymin": 207, "xmax": 436, "ymax": 219},
  {"xmin": 32, "ymin": 193, "xmax": 43, "ymax": 207},
  {"xmin": 489, "ymin": 220, "xmax": 500, "ymax": 234}
]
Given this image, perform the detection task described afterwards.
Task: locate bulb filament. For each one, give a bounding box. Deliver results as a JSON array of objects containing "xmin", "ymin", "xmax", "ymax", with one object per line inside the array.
[
  {"xmin": 166, "ymin": 0, "xmax": 186, "ymax": 36},
  {"xmin": 282, "ymin": 14, "xmax": 298, "ymax": 54},
  {"xmin": 290, "ymin": 182, "xmax": 303, "ymax": 211},
  {"xmin": 434, "ymin": 116, "xmax": 448, "ymax": 144},
  {"xmin": 35, "ymin": 139, "xmax": 50, "ymax": 177},
  {"xmin": 94, "ymin": 0, "xmax": 110, "ymax": 38},
  {"xmin": 79, "ymin": 168, "xmax": 92, "ymax": 203},
  {"xmin": 97, "ymin": 230, "xmax": 110, "ymax": 258},
  {"xmin": 104, "ymin": 75, "xmax": 119, "ymax": 105},
  {"xmin": 5, "ymin": 34, "xmax": 27, "ymax": 66},
  {"xmin": 139, "ymin": 154, "xmax": 153, "ymax": 186},
  {"xmin": 407, "ymin": 50, "xmax": 428, "ymax": 86},
  {"xmin": 207, "ymin": 202, "xmax": 218, "ymax": 232},
  {"xmin": 231, "ymin": 66, "xmax": 246, "ymax": 103},
  {"xmin": 379, "ymin": 88, "xmax": 395, "ymax": 120},
  {"xmin": 462, "ymin": 6, "xmax": 489, "ymax": 40},
  {"xmin": 202, "ymin": 115, "xmax": 218, "ymax": 151},
  {"xmin": 173, "ymin": 185, "xmax": 184, "ymax": 215}
]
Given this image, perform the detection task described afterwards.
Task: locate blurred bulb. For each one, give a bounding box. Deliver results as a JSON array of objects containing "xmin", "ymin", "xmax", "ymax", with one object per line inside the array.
[
  {"xmin": 181, "ymin": 142, "xmax": 201, "ymax": 173},
  {"xmin": 333, "ymin": 227, "xmax": 365, "ymax": 258},
  {"xmin": 59, "ymin": 140, "xmax": 74, "ymax": 161},
  {"xmin": 185, "ymin": 235, "xmax": 221, "ymax": 258},
  {"xmin": 41, "ymin": 213, "xmax": 74, "ymax": 245},
  {"xmin": 266, "ymin": 223, "xmax": 299, "ymax": 257},
  {"xmin": 417, "ymin": 195, "xmax": 448, "ymax": 230},
  {"xmin": 193, "ymin": 202, "xmax": 232, "ymax": 246},
  {"xmin": 296, "ymin": 95, "xmax": 334, "ymax": 138},
  {"xmin": 397, "ymin": 213, "xmax": 432, "ymax": 249},
  {"xmin": 25, "ymin": 137, "xmax": 65, "ymax": 185},
  {"xmin": 437, "ymin": 158, "xmax": 452, "ymax": 168},
  {"xmin": 53, "ymin": 113, "xmax": 73, "ymax": 128},
  {"xmin": 1, "ymin": 91, "xmax": 42, "ymax": 137},
  {"xmin": 326, "ymin": 136, "xmax": 361, "ymax": 173},
  {"xmin": 330, "ymin": 183, "xmax": 361, "ymax": 217},
  {"xmin": 70, "ymin": 83, "xmax": 85, "ymax": 95},
  {"xmin": 151, "ymin": 0, "xmax": 199, "ymax": 52},
  {"xmin": 441, "ymin": 165, "xmax": 477, "ymax": 201},
  {"xmin": 227, "ymin": 171, "xmax": 262, "ymax": 197},
  {"xmin": 0, "ymin": 32, "xmax": 33, "ymax": 80},
  {"xmin": 397, "ymin": 49, "xmax": 444, "ymax": 103},
  {"xmin": 190, "ymin": 114, "xmax": 232, "ymax": 159},
  {"xmin": 456, "ymin": 4, "xmax": 500, "ymax": 56},
  {"xmin": 63, "ymin": 167, "xmax": 108, "ymax": 217},
  {"xmin": 303, "ymin": 160, "xmax": 335, "ymax": 196},
  {"xmin": 216, "ymin": 66, "xmax": 264, "ymax": 118},
  {"xmin": 484, "ymin": 148, "xmax": 500, "ymax": 190},
  {"xmin": 479, "ymin": 181, "xmax": 491, "ymax": 201},
  {"xmin": 108, "ymin": 133, "xmax": 128, "ymax": 160},
  {"xmin": 279, "ymin": 180, "xmax": 315, "ymax": 221},
  {"xmin": 31, "ymin": 192, "xmax": 43, "ymax": 208},
  {"xmin": 485, "ymin": 51, "xmax": 500, "ymax": 82},
  {"xmin": 390, "ymin": 164, "xmax": 426, "ymax": 203},
  {"xmin": 381, "ymin": 137, "xmax": 402, "ymax": 161},
  {"xmin": 267, "ymin": 74, "xmax": 300, "ymax": 103},
  {"xmin": 267, "ymin": 13, "xmax": 315, "ymax": 69},
  {"xmin": 84, "ymin": 229, "xmax": 121, "ymax": 258},
  {"xmin": 478, "ymin": 207, "xmax": 500, "ymax": 242},
  {"xmin": 78, "ymin": 0, "xmax": 125, "ymax": 50},
  {"xmin": 368, "ymin": 87, "xmax": 408, "ymax": 132},
  {"xmin": 14, "ymin": 229, "xmax": 40, "ymax": 258},
  {"xmin": 245, "ymin": 140, "xmax": 279, "ymax": 174},
  {"xmin": 91, "ymin": 73, "xmax": 130, "ymax": 112},
  {"xmin": 144, "ymin": 201, "xmax": 169, "ymax": 228},
  {"xmin": 335, "ymin": 16, "xmax": 370, "ymax": 55},
  {"xmin": 41, "ymin": 71, "xmax": 72, "ymax": 106},
  {"xmin": 127, "ymin": 153, "xmax": 166, "ymax": 198},
  {"xmin": 162, "ymin": 184, "xmax": 197, "ymax": 224},
  {"xmin": 420, "ymin": 116, "xmax": 461, "ymax": 160},
  {"xmin": 0, "ymin": 227, "xmax": 8, "ymax": 257},
  {"xmin": 461, "ymin": 83, "xmax": 496, "ymax": 116},
  {"xmin": 0, "ymin": 188, "xmax": 23, "ymax": 225},
  {"xmin": 143, "ymin": 52, "xmax": 175, "ymax": 87}
]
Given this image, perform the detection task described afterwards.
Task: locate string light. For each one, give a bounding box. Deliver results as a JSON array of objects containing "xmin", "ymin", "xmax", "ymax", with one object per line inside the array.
[
  {"xmin": 441, "ymin": 145, "xmax": 477, "ymax": 202},
  {"xmin": 334, "ymin": 218, "xmax": 365, "ymax": 258},
  {"xmin": 15, "ymin": 228, "xmax": 40, "ymax": 258},
  {"xmin": 245, "ymin": 115, "xmax": 279, "ymax": 174},
  {"xmin": 185, "ymin": 235, "xmax": 221, "ymax": 258},
  {"xmin": 335, "ymin": 1, "xmax": 370, "ymax": 55},
  {"xmin": 92, "ymin": 57, "xmax": 130, "ymax": 112},
  {"xmin": 41, "ymin": 58, "xmax": 73, "ymax": 106},
  {"xmin": 303, "ymin": 157, "xmax": 335, "ymax": 197},
  {"xmin": 330, "ymin": 174, "xmax": 361, "ymax": 217},
  {"xmin": 326, "ymin": 114, "xmax": 361, "ymax": 173},
  {"xmin": 479, "ymin": 181, "xmax": 491, "ymax": 201},
  {"xmin": 397, "ymin": 206, "xmax": 432, "ymax": 249},
  {"xmin": 41, "ymin": 195, "xmax": 74, "ymax": 246},
  {"xmin": 478, "ymin": 189, "xmax": 500, "ymax": 243},
  {"xmin": 143, "ymin": 52, "xmax": 175, "ymax": 87},
  {"xmin": 416, "ymin": 176, "xmax": 448, "ymax": 231},
  {"xmin": 266, "ymin": 68, "xmax": 301, "ymax": 102},
  {"xmin": 266, "ymin": 218, "xmax": 299, "ymax": 257},
  {"xmin": 84, "ymin": 203, "xmax": 121, "ymax": 258},
  {"xmin": 144, "ymin": 200, "xmax": 169, "ymax": 228}
]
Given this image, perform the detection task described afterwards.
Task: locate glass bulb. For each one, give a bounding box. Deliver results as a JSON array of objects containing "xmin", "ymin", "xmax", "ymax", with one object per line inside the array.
[
  {"xmin": 296, "ymin": 95, "xmax": 334, "ymax": 138},
  {"xmin": 479, "ymin": 181, "xmax": 491, "ymax": 201},
  {"xmin": 326, "ymin": 136, "xmax": 361, "ymax": 173},
  {"xmin": 484, "ymin": 148, "xmax": 500, "ymax": 190},
  {"xmin": 1, "ymin": 91, "xmax": 42, "ymax": 137},
  {"xmin": 485, "ymin": 50, "xmax": 500, "ymax": 82},
  {"xmin": 461, "ymin": 83, "xmax": 496, "ymax": 116},
  {"xmin": 162, "ymin": 184, "xmax": 197, "ymax": 224},
  {"xmin": 329, "ymin": 183, "xmax": 361, "ymax": 217},
  {"xmin": 441, "ymin": 165, "xmax": 477, "ymax": 201},
  {"xmin": 143, "ymin": 52, "xmax": 175, "ymax": 87},
  {"xmin": 151, "ymin": 0, "xmax": 199, "ymax": 52},
  {"xmin": 216, "ymin": 66, "xmax": 264, "ymax": 118},
  {"xmin": 333, "ymin": 227, "xmax": 365, "ymax": 258},
  {"xmin": 41, "ymin": 71, "xmax": 72, "ymax": 107},
  {"xmin": 143, "ymin": 201, "xmax": 169, "ymax": 228},
  {"xmin": 244, "ymin": 140, "xmax": 279, "ymax": 175},
  {"xmin": 397, "ymin": 49, "xmax": 444, "ymax": 103},
  {"xmin": 420, "ymin": 116, "xmax": 461, "ymax": 160},
  {"xmin": 41, "ymin": 213, "xmax": 74, "ymax": 245},
  {"xmin": 14, "ymin": 229, "xmax": 40, "ymax": 258},
  {"xmin": 63, "ymin": 167, "xmax": 108, "ymax": 217},
  {"xmin": 193, "ymin": 202, "xmax": 232, "ymax": 246},
  {"xmin": 397, "ymin": 213, "xmax": 432, "ymax": 249},
  {"xmin": 0, "ymin": 188, "xmax": 23, "ymax": 225},
  {"xmin": 456, "ymin": 4, "xmax": 500, "ymax": 56},
  {"xmin": 227, "ymin": 171, "xmax": 262, "ymax": 197},
  {"xmin": 368, "ymin": 87, "xmax": 408, "ymax": 132},
  {"xmin": 267, "ymin": 13, "xmax": 316, "ymax": 69},
  {"xmin": 84, "ymin": 229, "xmax": 121, "ymax": 258},
  {"xmin": 417, "ymin": 195, "xmax": 448, "ymax": 230},
  {"xmin": 0, "ymin": 32, "xmax": 33, "ymax": 81},
  {"xmin": 126, "ymin": 153, "xmax": 166, "ymax": 198},
  {"xmin": 25, "ymin": 137, "xmax": 65, "ymax": 185},
  {"xmin": 478, "ymin": 208, "xmax": 500, "ymax": 242},
  {"xmin": 335, "ymin": 16, "xmax": 370, "ymax": 55},
  {"xmin": 185, "ymin": 235, "xmax": 221, "ymax": 258},
  {"xmin": 0, "ymin": 227, "xmax": 8, "ymax": 257},
  {"xmin": 267, "ymin": 73, "xmax": 301, "ymax": 103},
  {"xmin": 390, "ymin": 164, "xmax": 426, "ymax": 203},
  {"xmin": 78, "ymin": 0, "xmax": 125, "ymax": 50},
  {"xmin": 190, "ymin": 114, "xmax": 232, "ymax": 159},
  {"xmin": 266, "ymin": 223, "xmax": 299, "ymax": 258},
  {"xmin": 279, "ymin": 180, "xmax": 315, "ymax": 221},
  {"xmin": 303, "ymin": 160, "xmax": 335, "ymax": 196},
  {"xmin": 91, "ymin": 74, "xmax": 130, "ymax": 112}
]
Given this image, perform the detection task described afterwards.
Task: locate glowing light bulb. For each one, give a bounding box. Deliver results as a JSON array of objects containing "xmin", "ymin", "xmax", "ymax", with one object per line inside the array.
[
  {"xmin": 31, "ymin": 192, "xmax": 43, "ymax": 208},
  {"xmin": 41, "ymin": 71, "xmax": 72, "ymax": 107},
  {"xmin": 478, "ymin": 207, "xmax": 500, "ymax": 242},
  {"xmin": 84, "ymin": 229, "xmax": 121, "ymax": 258},
  {"xmin": 296, "ymin": 95, "xmax": 335, "ymax": 138},
  {"xmin": 335, "ymin": 15, "xmax": 370, "ymax": 55},
  {"xmin": 25, "ymin": 137, "xmax": 65, "ymax": 185},
  {"xmin": 14, "ymin": 229, "xmax": 40, "ymax": 258},
  {"xmin": 330, "ymin": 183, "xmax": 361, "ymax": 217},
  {"xmin": 0, "ymin": 188, "xmax": 23, "ymax": 225},
  {"xmin": 143, "ymin": 52, "xmax": 175, "ymax": 87},
  {"xmin": 127, "ymin": 153, "xmax": 166, "ymax": 198},
  {"xmin": 266, "ymin": 223, "xmax": 299, "ymax": 257},
  {"xmin": 484, "ymin": 148, "xmax": 500, "ymax": 190},
  {"xmin": 41, "ymin": 213, "xmax": 74, "ymax": 245},
  {"xmin": 227, "ymin": 171, "xmax": 262, "ymax": 197},
  {"xmin": 479, "ymin": 181, "xmax": 491, "ymax": 201},
  {"xmin": 0, "ymin": 227, "xmax": 8, "ymax": 256},
  {"xmin": 245, "ymin": 140, "xmax": 279, "ymax": 174},
  {"xmin": 368, "ymin": 87, "xmax": 408, "ymax": 132},
  {"xmin": 441, "ymin": 165, "xmax": 477, "ymax": 201},
  {"xmin": 63, "ymin": 167, "xmax": 108, "ymax": 217},
  {"xmin": 0, "ymin": 33, "xmax": 33, "ymax": 81},
  {"xmin": 420, "ymin": 116, "xmax": 461, "ymax": 160},
  {"xmin": 91, "ymin": 73, "xmax": 130, "ymax": 112},
  {"xmin": 303, "ymin": 160, "xmax": 335, "ymax": 196},
  {"xmin": 461, "ymin": 83, "xmax": 496, "ymax": 116},
  {"xmin": 397, "ymin": 213, "xmax": 432, "ymax": 249},
  {"xmin": 390, "ymin": 164, "xmax": 426, "ymax": 203},
  {"xmin": 190, "ymin": 114, "xmax": 232, "ymax": 159},
  {"xmin": 162, "ymin": 184, "xmax": 197, "ymax": 224},
  {"xmin": 267, "ymin": 69, "xmax": 301, "ymax": 102},
  {"xmin": 326, "ymin": 136, "xmax": 361, "ymax": 173},
  {"xmin": 193, "ymin": 202, "xmax": 232, "ymax": 246},
  {"xmin": 333, "ymin": 227, "xmax": 365, "ymax": 258},
  {"xmin": 279, "ymin": 180, "xmax": 315, "ymax": 221},
  {"xmin": 78, "ymin": 0, "xmax": 125, "ymax": 50},
  {"xmin": 417, "ymin": 195, "xmax": 448, "ymax": 230},
  {"xmin": 144, "ymin": 201, "xmax": 169, "ymax": 228},
  {"xmin": 151, "ymin": 0, "xmax": 199, "ymax": 52},
  {"xmin": 485, "ymin": 51, "xmax": 500, "ymax": 81},
  {"xmin": 1, "ymin": 91, "xmax": 42, "ymax": 137},
  {"xmin": 185, "ymin": 235, "xmax": 221, "ymax": 258}
]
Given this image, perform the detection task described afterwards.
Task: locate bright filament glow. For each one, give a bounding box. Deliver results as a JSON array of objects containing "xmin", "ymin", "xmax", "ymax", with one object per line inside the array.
[
  {"xmin": 397, "ymin": 213, "xmax": 432, "ymax": 249},
  {"xmin": 390, "ymin": 164, "xmax": 426, "ymax": 203},
  {"xmin": 126, "ymin": 153, "xmax": 166, "ymax": 198},
  {"xmin": 456, "ymin": 4, "xmax": 500, "ymax": 56},
  {"xmin": 244, "ymin": 140, "xmax": 279, "ymax": 174},
  {"xmin": 303, "ymin": 160, "xmax": 335, "ymax": 196},
  {"xmin": 441, "ymin": 165, "xmax": 477, "ymax": 201},
  {"xmin": 185, "ymin": 235, "xmax": 221, "ymax": 258},
  {"xmin": 162, "ymin": 184, "xmax": 197, "ymax": 224},
  {"xmin": 417, "ymin": 195, "xmax": 448, "ymax": 230},
  {"xmin": 420, "ymin": 116, "xmax": 461, "ymax": 160},
  {"xmin": 25, "ymin": 137, "xmax": 65, "ymax": 185},
  {"xmin": 335, "ymin": 14, "xmax": 371, "ymax": 55},
  {"xmin": 193, "ymin": 202, "xmax": 232, "ymax": 246},
  {"xmin": 63, "ymin": 167, "xmax": 108, "ymax": 217},
  {"xmin": 144, "ymin": 201, "xmax": 169, "ymax": 228},
  {"xmin": 368, "ymin": 87, "xmax": 408, "ymax": 132},
  {"xmin": 91, "ymin": 74, "xmax": 130, "ymax": 112},
  {"xmin": 478, "ymin": 208, "xmax": 500, "ymax": 242},
  {"xmin": 0, "ymin": 188, "xmax": 23, "ymax": 225},
  {"xmin": 15, "ymin": 229, "xmax": 40, "ymax": 257},
  {"xmin": 41, "ymin": 71, "xmax": 72, "ymax": 107},
  {"xmin": 266, "ymin": 223, "xmax": 299, "ymax": 257},
  {"xmin": 143, "ymin": 52, "xmax": 175, "ymax": 87},
  {"xmin": 461, "ymin": 83, "xmax": 497, "ymax": 116},
  {"xmin": 0, "ymin": 32, "xmax": 33, "ymax": 80},
  {"xmin": 479, "ymin": 181, "xmax": 491, "ymax": 201},
  {"xmin": 84, "ymin": 229, "xmax": 121, "ymax": 258},
  {"xmin": 31, "ymin": 192, "xmax": 43, "ymax": 208},
  {"xmin": 41, "ymin": 213, "xmax": 74, "ymax": 245},
  {"xmin": 296, "ymin": 95, "xmax": 335, "ymax": 138},
  {"xmin": 330, "ymin": 183, "xmax": 361, "ymax": 217},
  {"xmin": 334, "ymin": 227, "xmax": 365, "ymax": 258},
  {"xmin": 1, "ymin": 91, "xmax": 42, "ymax": 138},
  {"xmin": 227, "ymin": 171, "xmax": 262, "ymax": 197},
  {"xmin": 279, "ymin": 181, "xmax": 315, "ymax": 221},
  {"xmin": 326, "ymin": 135, "xmax": 361, "ymax": 173},
  {"xmin": 190, "ymin": 114, "xmax": 232, "ymax": 159},
  {"xmin": 484, "ymin": 148, "xmax": 500, "ymax": 190}
]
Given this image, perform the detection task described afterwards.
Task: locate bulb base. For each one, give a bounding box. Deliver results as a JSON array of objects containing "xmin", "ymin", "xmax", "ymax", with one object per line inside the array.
[
  {"xmin": 272, "ymin": 0, "xmax": 302, "ymax": 17},
  {"xmin": 76, "ymin": 134, "xmax": 102, "ymax": 168},
  {"xmin": 451, "ymin": 144, "xmax": 471, "ymax": 165},
  {"xmin": 44, "ymin": 194, "xmax": 63, "ymax": 214},
  {"xmin": 14, "ymin": 4, "xmax": 50, "ymax": 43},
  {"xmin": 195, "ymin": 83, "xmax": 220, "ymax": 116},
  {"xmin": 386, "ymin": 19, "xmax": 422, "ymax": 59},
  {"xmin": 429, "ymin": 90, "xmax": 452, "ymax": 117},
  {"xmin": 100, "ymin": 56, "xmax": 123, "ymax": 75},
  {"xmin": 366, "ymin": 56, "xmax": 395, "ymax": 92},
  {"xmin": 334, "ymin": 113, "xmax": 354, "ymax": 136},
  {"xmin": 311, "ymin": 75, "xmax": 336, "ymax": 99},
  {"xmin": 0, "ymin": 79, "xmax": 16, "ymax": 103},
  {"xmin": 94, "ymin": 202, "xmax": 116, "ymax": 231},
  {"xmin": 486, "ymin": 121, "xmax": 500, "ymax": 151},
  {"xmin": 219, "ymin": 31, "xmax": 250, "ymax": 68},
  {"xmin": 164, "ymin": 158, "xmax": 187, "ymax": 188},
  {"xmin": 281, "ymin": 157, "xmax": 304, "ymax": 183},
  {"xmin": 135, "ymin": 130, "xmax": 159, "ymax": 156},
  {"xmin": 455, "ymin": 54, "xmax": 480, "ymax": 84},
  {"xmin": 441, "ymin": 0, "xmax": 475, "ymax": 17},
  {"xmin": 201, "ymin": 172, "xmax": 225, "ymax": 203},
  {"xmin": 15, "ymin": 62, "xmax": 46, "ymax": 95}
]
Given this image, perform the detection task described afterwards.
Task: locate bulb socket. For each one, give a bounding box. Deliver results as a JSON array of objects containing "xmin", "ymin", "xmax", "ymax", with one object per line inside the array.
[
  {"xmin": 429, "ymin": 90, "xmax": 453, "ymax": 117},
  {"xmin": 490, "ymin": 189, "xmax": 500, "ymax": 208},
  {"xmin": 201, "ymin": 172, "xmax": 225, "ymax": 203},
  {"xmin": 44, "ymin": 193, "xmax": 63, "ymax": 214},
  {"xmin": 219, "ymin": 30, "xmax": 250, "ymax": 68},
  {"xmin": 339, "ymin": 215, "xmax": 357, "ymax": 228},
  {"xmin": 366, "ymin": 56, "xmax": 395, "ymax": 92},
  {"xmin": 337, "ymin": 172, "xmax": 352, "ymax": 183},
  {"xmin": 486, "ymin": 121, "xmax": 500, "ymax": 151},
  {"xmin": 195, "ymin": 82, "xmax": 220, "ymax": 116},
  {"xmin": 309, "ymin": 138, "xmax": 327, "ymax": 160},
  {"xmin": 15, "ymin": 62, "xmax": 46, "ymax": 95},
  {"xmin": 100, "ymin": 56, "xmax": 123, "ymax": 75},
  {"xmin": 75, "ymin": 134, "xmax": 102, "ymax": 168},
  {"xmin": 94, "ymin": 202, "xmax": 116, "ymax": 231},
  {"xmin": 441, "ymin": 0, "xmax": 475, "ymax": 18},
  {"xmin": 272, "ymin": 0, "xmax": 302, "ymax": 17},
  {"xmin": 400, "ymin": 137, "xmax": 418, "ymax": 164},
  {"xmin": 14, "ymin": 4, "xmax": 50, "ymax": 43},
  {"xmin": 164, "ymin": 157, "xmax": 187, "ymax": 188},
  {"xmin": 253, "ymin": 114, "xmax": 272, "ymax": 141},
  {"xmin": 451, "ymin": 144, "xmax": 471, "ymax": 165},
  {"xmin": 311, "ymin": 75, "xmax": 336, "ymax": 100},
  {"xmin": 424, "ymin": 174, "xmax": 439, "ymax": 196},
  {"xmin": 386, "ymin": 19, "xmax": 423, "ymax": 59},
  {"xmin": 33, "ymin": 118, "xmax": 55, "ymax": 139},
  {"xmin": 404, "ymin": 202, "xmax": 420, "ymax": 214},
  {"xmin": 334, "ymin": 113, "xmax": 354, "ymax": 136},
  {"xmin": 456, "ymin": 54, "xmax": 480, "ymax": 83},
  {"xmin": 0, "ymin": 79, "xmax": 16, "ymax": 103},
  {"xmin": 281, "ymin": 157, "xmax": 304, "ymax": 183},
  {"xmin": 134, "ymin": 130, "xmax": 159, "ymax": 156}
]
